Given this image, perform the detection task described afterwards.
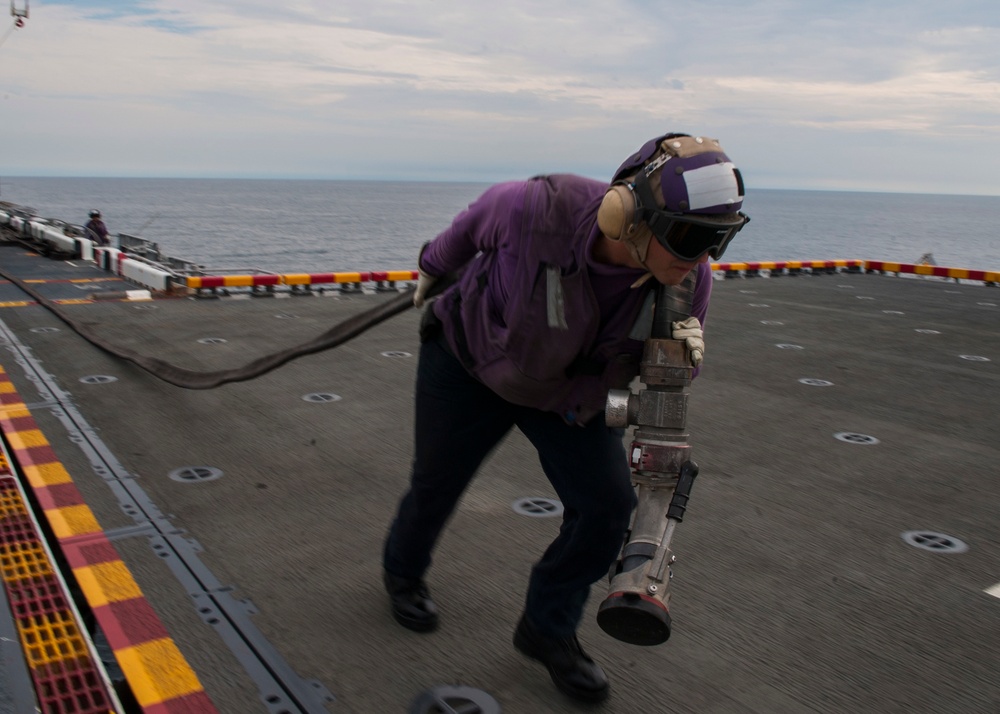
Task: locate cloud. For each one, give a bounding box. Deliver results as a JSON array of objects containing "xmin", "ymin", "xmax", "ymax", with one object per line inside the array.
[
  {"xmin": 2, "ymin": 1, "xmax": 999, "ymax": 193},
  {"xmin": 711, "ymin": 69, "xmax": 1000, "ymax": 134}
]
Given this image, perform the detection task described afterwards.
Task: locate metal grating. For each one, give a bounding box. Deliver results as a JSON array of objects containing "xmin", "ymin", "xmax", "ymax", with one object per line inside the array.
[
  {"xmin": 0, "ymin": 364, "xmax": 216, "ymax": 712},
  {"xmin": 0, "ymin": 477, "xmax": 114, "ymax": 714},
  {"xmin": 169, "ymin": 466, "xmax": 223, "ymax": 483},
  {"xmin": 511, "ymin": 497, "xmax": 563, "ymax": 518},
  {"xmin": 834, "ymin": 432, "xmax": 880, "ymax": 445},
  {"xmin": 409, "ymin": 685, "xmax": 501, "ymax": 714},
  {"xmin": 901, "ymin": 531, "xmax": 968, "ymax": 554},
  {"xmin": 78, "ymin": 375, "xmax": 117, "ymax": 384},
  {"xmin": 302, "ymin": 392, "xmax": 342, "ymax": 403}
]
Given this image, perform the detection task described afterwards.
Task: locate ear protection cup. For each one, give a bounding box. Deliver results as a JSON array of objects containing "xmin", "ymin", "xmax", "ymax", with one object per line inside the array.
[
  {"xmin": 598, "ymin": 182, "xmax": 655, "ymax": 265},
  {"xmin": 597, "ymin": 184, "xmax": 637, "ymax": 240},
  {"xmin": 598, "ymin": 151, "xmax": 668, "ymax": 242},
  {"xmin": 598, "ymin": 161, "xmax": 670, "ymax": 265}
]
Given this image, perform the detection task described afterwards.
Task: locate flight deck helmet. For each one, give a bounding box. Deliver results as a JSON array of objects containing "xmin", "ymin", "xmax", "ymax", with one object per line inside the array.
[
  {"xmin": 597, "ymin": 133, "xmax": 749, "ymax": 265},
  {"xmin": 89, "ymin": 209, "xmax": 101, "ymax": 219}
]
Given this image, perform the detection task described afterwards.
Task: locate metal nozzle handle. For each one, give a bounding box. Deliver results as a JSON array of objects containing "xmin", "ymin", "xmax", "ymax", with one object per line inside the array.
[{"xmin": 666, "ymin": 460, "xmax": 698, "ymax": 522}]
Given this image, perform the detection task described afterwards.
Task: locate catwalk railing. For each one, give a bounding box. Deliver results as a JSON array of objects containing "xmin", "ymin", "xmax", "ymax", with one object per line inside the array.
[{"xmin": 3, "ymin": 207, "xmax": 998, "ymax": 297}]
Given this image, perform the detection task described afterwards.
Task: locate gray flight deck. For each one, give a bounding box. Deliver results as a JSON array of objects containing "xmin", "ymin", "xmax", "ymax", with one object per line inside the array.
[{"xmin": 0, "ymin": 238, "xmax": 998, "ymax": 713}]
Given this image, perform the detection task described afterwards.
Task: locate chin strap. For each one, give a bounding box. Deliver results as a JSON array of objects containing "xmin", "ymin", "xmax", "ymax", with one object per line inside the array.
[{"xmin": 630, "ymin": 272, "xmax": 654, "ymax": 289}]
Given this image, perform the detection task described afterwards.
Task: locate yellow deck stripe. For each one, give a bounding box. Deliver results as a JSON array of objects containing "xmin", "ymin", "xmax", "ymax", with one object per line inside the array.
[
  {"xmin": 115, "ymin": 638, "xmax": 207, "ymax": 706},
  {"xmin": 0, "ymin": 363, "xmax": 217, "ymax": 712},
  {"xmin": 74, "ymin": 560, "xmax": 145, "ymax": 608}
]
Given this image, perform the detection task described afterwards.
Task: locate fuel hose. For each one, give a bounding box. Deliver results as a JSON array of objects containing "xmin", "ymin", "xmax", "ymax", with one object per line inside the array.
[{"xmin": 0, "ymin": 263, "xmax": 420, "ymax": 389}]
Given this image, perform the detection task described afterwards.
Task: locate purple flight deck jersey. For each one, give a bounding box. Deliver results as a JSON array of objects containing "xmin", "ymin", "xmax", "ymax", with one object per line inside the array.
[{"xmin": 423, "ymin": 175, "xmax": 711, "ymax": 424}]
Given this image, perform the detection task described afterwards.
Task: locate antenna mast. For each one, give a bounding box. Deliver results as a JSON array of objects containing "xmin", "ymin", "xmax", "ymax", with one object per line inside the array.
[{"xmin": 10, "ymin": 0, "xmax": 27, "ymax": 27}]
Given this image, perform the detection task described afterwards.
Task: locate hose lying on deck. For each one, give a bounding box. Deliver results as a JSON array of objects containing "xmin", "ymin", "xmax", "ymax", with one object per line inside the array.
[{"xmin": 0, "ymin": 263, "xmax": 417, "ymax": 389}]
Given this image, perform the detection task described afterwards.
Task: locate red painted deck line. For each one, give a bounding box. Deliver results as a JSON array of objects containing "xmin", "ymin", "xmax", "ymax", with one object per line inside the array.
[
  {"xmin": 0, "ymin": 365, "xmax": 219, "ymax": 713},
  {"xmin": 0, "ymin": 465, "xmax": 115, "ymax": 714},
  {"xmin": 185, "ymin": 269, "xmax": 419, "ymax": 288}
]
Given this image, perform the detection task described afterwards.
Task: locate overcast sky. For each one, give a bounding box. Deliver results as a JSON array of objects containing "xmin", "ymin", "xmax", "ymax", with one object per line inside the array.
[{"xmin": 1, "ymin": 1, "xmax": 998, "ymax": 194}]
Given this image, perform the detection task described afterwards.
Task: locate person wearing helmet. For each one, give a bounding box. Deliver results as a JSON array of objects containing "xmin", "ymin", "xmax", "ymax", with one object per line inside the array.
[
  {"xmin": 382, "ymin": 133, "xmax": 748, "ymax": 702},
  {"xmin": 85, "ymin": 209, "xmax": 111, "ymax": 246}
]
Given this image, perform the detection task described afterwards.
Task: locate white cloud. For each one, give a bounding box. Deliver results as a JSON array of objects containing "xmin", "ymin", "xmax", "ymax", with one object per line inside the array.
[{"xmin": 1, "ymin": 0, "xmax": 998, "ymax": 193}]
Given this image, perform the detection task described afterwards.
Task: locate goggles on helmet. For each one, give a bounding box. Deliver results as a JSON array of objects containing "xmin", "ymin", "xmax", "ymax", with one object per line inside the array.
[
  {"xmin": 645, "ymin": 209, "xmax": 749, "ymax": 261},
  {"xmin": 630, "ymin": 163, "xmax": 749, "ymax": 261}
]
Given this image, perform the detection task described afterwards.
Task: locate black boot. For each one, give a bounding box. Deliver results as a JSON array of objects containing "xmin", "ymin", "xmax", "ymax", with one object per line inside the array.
[
  {"xmin": 513, "ymin": 614, "xmax": 609, "ymax": 702},
  {"xmin": 383, "ymin": 571, "xmax": 438, "ymax": 632}
]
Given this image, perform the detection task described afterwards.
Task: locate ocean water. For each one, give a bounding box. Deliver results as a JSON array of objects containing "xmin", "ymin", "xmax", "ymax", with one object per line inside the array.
[{"xmin": 3, "ymin": 177, "xmax": 999, "ymax": 274}]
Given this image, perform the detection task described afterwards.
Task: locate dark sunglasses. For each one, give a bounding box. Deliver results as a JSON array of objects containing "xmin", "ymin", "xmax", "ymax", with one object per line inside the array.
[{"xmin": 645, "ymin": 209, "xmax": 750, "ymax": 261}]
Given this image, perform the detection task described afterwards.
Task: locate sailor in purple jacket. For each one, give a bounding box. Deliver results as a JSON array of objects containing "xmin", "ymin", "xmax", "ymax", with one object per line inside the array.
[
  {"xmin": 383, "ymin": 133, "xmax": 749, "ymax": 702},
  {"xmin": 85, "ymin": 209, "xmax": 111, "ymax": 246}
]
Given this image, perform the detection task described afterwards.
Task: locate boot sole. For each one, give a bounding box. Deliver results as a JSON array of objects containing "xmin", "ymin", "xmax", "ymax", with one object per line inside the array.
[
  {"xmin": 391, "ymin": 608, "xmax": 438, "ymax": 633},
  {"xmin": 513, "ymin": 630, "xmax": 609, "ymax": 703}
]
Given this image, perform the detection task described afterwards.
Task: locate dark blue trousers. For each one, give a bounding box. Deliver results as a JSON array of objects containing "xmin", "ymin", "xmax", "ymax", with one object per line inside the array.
[{"xmin": 383, "ymin": 335, "xmax": 636, "ymax": 637}]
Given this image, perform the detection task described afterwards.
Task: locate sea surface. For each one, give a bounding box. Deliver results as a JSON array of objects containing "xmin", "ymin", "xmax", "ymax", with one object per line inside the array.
[{"xmin": 3, "ymin": 177, "xmax": 999, "ymax": 274}]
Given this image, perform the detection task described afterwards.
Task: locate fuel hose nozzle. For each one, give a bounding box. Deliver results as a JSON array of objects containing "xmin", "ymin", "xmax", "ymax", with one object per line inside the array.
[{"xmin": 597, "ymin": 277, "xmax": 699, "ymax": 646}]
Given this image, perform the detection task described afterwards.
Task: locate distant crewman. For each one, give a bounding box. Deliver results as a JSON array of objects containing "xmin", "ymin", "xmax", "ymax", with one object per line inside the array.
[{"xmin": 85, "ymin": 210, "xmax": 111, "ymax": 246}]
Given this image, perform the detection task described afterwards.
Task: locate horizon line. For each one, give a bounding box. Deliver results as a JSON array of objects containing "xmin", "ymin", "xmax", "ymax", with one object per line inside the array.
[{"xmin": 2, "ymin": 175, "xmax": 999, "ymax": 200}]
